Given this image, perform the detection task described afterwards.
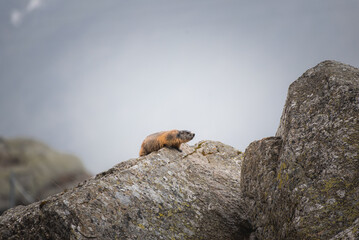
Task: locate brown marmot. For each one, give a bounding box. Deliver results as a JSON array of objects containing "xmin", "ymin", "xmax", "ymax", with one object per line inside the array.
[{"xmin": 139, "ymin": 130, "xmax": 195, "ymax": 156}]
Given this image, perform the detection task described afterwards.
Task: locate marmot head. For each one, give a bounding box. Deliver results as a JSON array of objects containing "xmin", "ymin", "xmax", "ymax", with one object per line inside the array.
[{"xmin": 177, "ymin": 130, "xmax": 195, "ymax": 142}]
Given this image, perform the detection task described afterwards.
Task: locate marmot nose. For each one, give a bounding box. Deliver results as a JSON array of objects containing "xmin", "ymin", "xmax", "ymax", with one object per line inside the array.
[{"xmin": 192, "ymin": 133, "xmax": 195, "ymax": 137}]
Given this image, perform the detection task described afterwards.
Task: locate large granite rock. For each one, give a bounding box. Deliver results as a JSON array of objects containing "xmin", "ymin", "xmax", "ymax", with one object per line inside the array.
[
  {"xmin": 0, "ymin": 141, "xmax": 251, "ymax": 240},
  {"xmin": 241, "ymin": 60, "xmax": 359, "ymax": 239},
  {"xmin": 0, "ymin": 138, "xmax": 90, "ymax": 214}
]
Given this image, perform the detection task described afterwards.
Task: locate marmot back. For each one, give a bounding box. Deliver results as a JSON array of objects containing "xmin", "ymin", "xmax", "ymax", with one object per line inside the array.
[{"xmin": 139, "ymin": 130, "xmax": 195, "ymax": 156}]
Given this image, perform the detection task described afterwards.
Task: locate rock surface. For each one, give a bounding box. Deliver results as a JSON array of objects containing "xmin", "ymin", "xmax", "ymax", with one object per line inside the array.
[
  {"xmin": 241, "ymin": 60, "xmax": 359, "ymax": 239},
  {"xmin": 0, "ymin": 60, "xmax": 358, "ymax": 239},
  {"xmin": 0, "ymin": 138, "xmax": 90, "ymax": 214},
  {"xmin": 0, "ymin": 141, "xmax": 251, "ymax": 240}
]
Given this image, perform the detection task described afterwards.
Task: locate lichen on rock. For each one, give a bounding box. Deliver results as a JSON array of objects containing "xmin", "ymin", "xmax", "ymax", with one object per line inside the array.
[
  {"xmin": 0, "ymin": 141, "xmax": 251, "ymax": 240},
  {"xmin": 241, "ymin": 60, "xmax": 359, "ymax": 239}
]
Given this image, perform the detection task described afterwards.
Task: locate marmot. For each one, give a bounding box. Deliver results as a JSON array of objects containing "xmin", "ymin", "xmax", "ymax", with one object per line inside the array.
[{"xmin": 139, "ymin": 130, "xmax": 195, "ymax": 156}]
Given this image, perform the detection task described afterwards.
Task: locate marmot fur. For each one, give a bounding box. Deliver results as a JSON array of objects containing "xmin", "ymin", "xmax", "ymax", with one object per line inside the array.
[{"xmin": 139, "ymin": 130, "xmax": 195, "ymax": 156}]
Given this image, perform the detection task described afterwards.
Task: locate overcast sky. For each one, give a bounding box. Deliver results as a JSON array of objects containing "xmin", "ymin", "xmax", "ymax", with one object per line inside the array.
[{"xmin": 1, "ymin": 0, "xmax": 358, "ymax": 174}]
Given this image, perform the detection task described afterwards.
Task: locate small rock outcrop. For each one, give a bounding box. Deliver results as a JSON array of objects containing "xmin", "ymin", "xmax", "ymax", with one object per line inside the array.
[
  {"xmin": 0, "ymin": 141, "xmax": 251, "ymax": 240},
  {"xmin": 241, "ymin": 60, "xmax": 359, "ymax": 239},
  {"xmin": 0, "ymin": 60, "xmax": 358, "ymax": 239},
  {"xmin": 0, "ymin": 138, "xmax": 90, "ymax": 214}
]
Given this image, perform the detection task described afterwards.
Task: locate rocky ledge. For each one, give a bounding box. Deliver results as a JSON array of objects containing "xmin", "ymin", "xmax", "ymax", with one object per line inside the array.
[
  {"xmin": 0, "ymin": 60, "xmax": 358, "ymax": 239},
  {"xmin": 0, "ymin": 141, "xmax": 250, "ymax": 240}
]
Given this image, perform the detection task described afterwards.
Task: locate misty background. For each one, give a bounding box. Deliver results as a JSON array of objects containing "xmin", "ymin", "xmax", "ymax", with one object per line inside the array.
[{"xmin": 1, "ymin": 0, "xmax": 358, "ymax": 174}]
